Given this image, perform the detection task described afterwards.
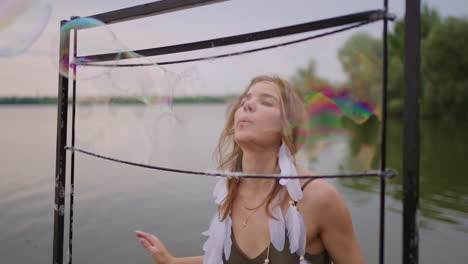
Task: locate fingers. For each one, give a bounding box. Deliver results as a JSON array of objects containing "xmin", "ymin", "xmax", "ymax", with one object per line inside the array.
[
  {"xmin": 139, "ymin": 238, "xmax": 161, "ymax": 253},
  {"xmin": 134, "ymin": 231, "xmax": 169, "ymax": 254},
  {"xmin": 140, "ymin": 238, "xmax": 169, "ymax": 263},
  {"xmin": 135, "ymin": 230, "xmax": 159, "ymax": 246},
  {"xmin": 135, "ymin": 231, "xmax": 173, "ymax": 264}
]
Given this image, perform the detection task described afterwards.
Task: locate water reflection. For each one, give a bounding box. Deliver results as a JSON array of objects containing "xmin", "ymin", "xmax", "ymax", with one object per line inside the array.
[{"xmin": 336, "ymin": 118, "xmax": 468, "ymax": 231}]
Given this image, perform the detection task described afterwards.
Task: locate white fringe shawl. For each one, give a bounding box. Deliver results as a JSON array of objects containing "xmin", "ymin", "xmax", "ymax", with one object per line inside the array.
[{"xmin": 202, "ymin": 142, "xmax": 310, "ymax": 264}]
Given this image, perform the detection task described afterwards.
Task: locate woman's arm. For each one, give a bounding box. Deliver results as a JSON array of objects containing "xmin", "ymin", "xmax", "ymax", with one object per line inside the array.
[
  {"xmin": 173, "ymin": 256, "xmax": 204, "ymax": 264},
  {"xmin": 301, "ymin": 180, "xmax": 366, "ymax": 264},
  {"xmin": 135, "ymin": 231, "xmax": 203, "ymax": 264}
]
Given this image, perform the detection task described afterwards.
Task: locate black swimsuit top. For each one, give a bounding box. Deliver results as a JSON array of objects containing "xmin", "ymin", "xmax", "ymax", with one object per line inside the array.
[{"xmin": 223, "ymin": 179, "xmax": 332, "ymax": 264}]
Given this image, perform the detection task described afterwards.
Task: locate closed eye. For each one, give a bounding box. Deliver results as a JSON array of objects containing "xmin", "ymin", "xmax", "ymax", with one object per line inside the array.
[
  {"xmin": 259, "ymin": 93, "xmax": 278, "ymax": 105},
  {"xmin": 239, "ymin": 94, "xmax": 251, "ymax": 107}
]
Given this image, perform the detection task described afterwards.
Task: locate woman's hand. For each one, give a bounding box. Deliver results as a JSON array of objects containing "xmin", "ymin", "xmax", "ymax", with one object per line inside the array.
[{"xmin": 135, "ymin": 230, "xmax": 176, "ymax": 264}]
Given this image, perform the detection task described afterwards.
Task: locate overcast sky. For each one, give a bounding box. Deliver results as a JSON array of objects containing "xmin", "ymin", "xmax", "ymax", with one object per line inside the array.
[{"xmin": 0, "ymin": 0, "xmax": 466, "ymax": 96}]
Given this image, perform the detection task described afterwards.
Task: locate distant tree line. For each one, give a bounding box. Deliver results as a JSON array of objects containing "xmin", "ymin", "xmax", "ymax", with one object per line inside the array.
[
  {"xmin": 290, "ymin": 4, "xmax": 468, "ymax": 120},
  {"xmin": 0, "ymin": 96, "xmax": 232, "ymax": 105},
  {"xmin": 0, "ymin": 97, "xmax": 59, "ymax": 104}
]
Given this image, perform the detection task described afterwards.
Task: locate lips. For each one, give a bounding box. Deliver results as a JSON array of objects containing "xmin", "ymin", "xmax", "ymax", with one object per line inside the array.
[{"xmin": 237, "ymin": 117, "xmax": 253, "ymax": 127}]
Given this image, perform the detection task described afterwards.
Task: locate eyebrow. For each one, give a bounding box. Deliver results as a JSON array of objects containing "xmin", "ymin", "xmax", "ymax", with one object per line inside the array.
[
  {"xmin": 241, "ymin": 93, "xmax": 279, "ymax": 101},
  {"xmin": 259, "ymin": 93, "xmax": 279, "ymax": 101},
  {"xmin": 240, "ymin": 94, "xmax": 251, "ymax": 101}
]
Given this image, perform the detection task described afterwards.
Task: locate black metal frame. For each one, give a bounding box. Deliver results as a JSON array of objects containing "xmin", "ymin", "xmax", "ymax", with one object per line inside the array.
[
  {"xmin": 53, "ymin": 20, "xmax": 70, "ymax": 264},
  {"xmin": 403, "ymin": 0, "xmax": 420, "ymax": 263},
  {"xmin": 53, "ymin": 0, "xmax": 419, "ymax": 264},
  {"xmin": 88, "ymin": 0, "xmax": 228, "ymax": 25},
  {"xmin": 379, "ymin": 1, "xmax": 389, "ymax": 263},
  {"xmin": 77, "ymin": 9, "xmax": 386, "ymax": 63}
]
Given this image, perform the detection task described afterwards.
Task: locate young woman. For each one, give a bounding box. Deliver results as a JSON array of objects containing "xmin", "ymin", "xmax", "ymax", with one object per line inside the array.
[{"xmin": 135, "ymin": 75, "xmax": 366, "ymax": 264}]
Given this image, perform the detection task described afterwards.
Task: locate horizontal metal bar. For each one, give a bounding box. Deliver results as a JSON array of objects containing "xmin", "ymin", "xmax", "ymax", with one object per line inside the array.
[
  {"xmin": 77, "ymin": 9, "xmax": 386, "ymax": 63},
  {"xmin": 81, "ymin": 0, "xmax": 228, "ymax": 25},
  {"xmin": 75, "ymin": 20, "xmax": 371, "ymax": 67}
]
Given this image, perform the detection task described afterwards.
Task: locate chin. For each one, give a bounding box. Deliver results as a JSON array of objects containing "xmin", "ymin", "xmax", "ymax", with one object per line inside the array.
[
  {"xmin": 234, "ymin": 132, "xmax": 253, "ymax": 145},
  {"xmin": 235, "ymin": 133, "xmax": 279, "ymax": 150}
]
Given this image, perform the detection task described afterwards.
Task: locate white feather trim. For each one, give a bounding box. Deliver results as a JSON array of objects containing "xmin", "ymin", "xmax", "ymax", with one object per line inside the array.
[
  {"xmin": 213, "ymin": 177, "xmax": 228, "ymax": 205},
  {"xmin": 269, "ymin": 202, "xmax": 285, "ymax": 251},
  {"xmin": 223, "ymin": 216, "xmax": 232, "ymax": 260},
  {"xmin": 278, "ymin": 142, "xmax": 297, "ymax": 177},
  {"xmin": 203, "ymin": 142, "xmax": 310, "ymax": 263},
  {"xmin": 285, "ymin": 204, "xmax": 307, "ymax": 255},
  {"xmin": 285, "ymin": 179, "xmax": 303, "ymax": 202},
  {"xmin": 202, "ymin": 212, "xmax": 228, "ymax": 264},
  {"xmin": 278, "ymin": 142, "xmax": 303, "ymax": 201}
]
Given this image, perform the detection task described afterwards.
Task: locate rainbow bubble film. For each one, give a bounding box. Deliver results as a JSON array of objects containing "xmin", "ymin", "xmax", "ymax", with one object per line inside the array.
[
  {"xmin": 294, "ymin": 44, "xmax": 382, "ymax": 173},
  {"xmin": 57, "ymin": 17, "xmax": 174, "ymax": 111},
  {"xmin": 57, "ymin": 17, "xmax": 120, "ymax": 80}
]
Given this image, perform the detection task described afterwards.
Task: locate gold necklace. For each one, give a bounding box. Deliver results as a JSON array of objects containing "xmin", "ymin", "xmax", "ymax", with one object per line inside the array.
[
  {"xmin": 241, "ymin": 206, "xmax": 260, "ymax": 229},
  {"xmin": 238, "ymin": 180, "xmax": 275, "ymax": 229},
  {"xmin": 239, "ymin": 196, "xmax": 268, "ymax": 229}
]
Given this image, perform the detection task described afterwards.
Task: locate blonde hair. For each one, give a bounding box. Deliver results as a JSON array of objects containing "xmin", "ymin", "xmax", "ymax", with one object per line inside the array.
[{"xmin": 215, "ymin": 75, "xmax": 307, "ymax": 220}]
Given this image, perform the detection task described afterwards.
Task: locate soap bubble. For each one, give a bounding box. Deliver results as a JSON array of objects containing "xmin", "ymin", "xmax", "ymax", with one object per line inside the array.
[
  {"xmin": 55, "ymin": 17, "xmax": 124, "ymax": 80},
  {"xmin": 0, "ymin": 0, "xmax": 53, "ymax": 57},
  {"xmin": 106, "ymin": 51, "xmax": 174, "ymax": 111}
]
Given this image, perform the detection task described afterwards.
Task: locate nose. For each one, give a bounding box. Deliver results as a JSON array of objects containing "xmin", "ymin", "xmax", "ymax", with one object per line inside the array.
[{"xmin": 243, "ymin": 100, "xmax": 254, "ymax": 112}]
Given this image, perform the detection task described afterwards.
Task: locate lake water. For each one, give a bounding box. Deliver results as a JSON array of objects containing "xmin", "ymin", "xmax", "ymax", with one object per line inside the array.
[{"xmin": 1, "ymin": 104, "xmax": 467, "ymax": 264}]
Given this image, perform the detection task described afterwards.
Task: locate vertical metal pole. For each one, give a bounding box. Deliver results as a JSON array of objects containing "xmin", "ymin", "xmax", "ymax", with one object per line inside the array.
[
  {"xmin": 53, "ymin": 20, "xmax": 70, "ymax": 264},
  {"xmin": 379, "ymin": 1, "xmax": 389, "ymax": 264},
  {"xmin": 68, "ymin": 25, "xmax": 78, "ymax": 264},
  {"xmin": 403, "ymin": 0, "xmax": 420, "ymax": 263}
]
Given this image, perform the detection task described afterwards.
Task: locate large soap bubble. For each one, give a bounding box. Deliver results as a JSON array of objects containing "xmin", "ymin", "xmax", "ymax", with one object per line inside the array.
[
  {"xmin": 0, "ymin": 0, "xmax": 53, "ymax": 57},
  {"xmin": 55, "ymin": 17, "xmax": 125, "ymax": 80}
]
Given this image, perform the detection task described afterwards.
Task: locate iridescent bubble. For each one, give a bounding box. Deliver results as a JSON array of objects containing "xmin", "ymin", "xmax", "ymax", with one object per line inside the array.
[
  {"xmin": 55, "ymin": 17, "xmax": 124, "ymax": 80},
  {"xmin": 316, "ymin": 87, "xmax": 375, "ymax": 124},
  {"xmin": 74, "ymin": 60, "xmax": 182, "ymax": 165},
  {"xmin": 57, "ymin": 18, "xmax": 176, "ymax": 116},
  {"xmin": 0, "ymin": 0, "xmax": 53, "ymax": 57},
  {"xmin": 341, "ymin": 48, "xmax": 383, "ymax": 119},
  {"xmin": 295, "ymin": 86, "xmax": 349, "ymax": 152},
  {"xmin": 295, "ymin": 85, "xmax": 379, "ymax": 160},
  {"xmin": 106, "ymin": 50, "xmax": 176, "ymax": 114}
]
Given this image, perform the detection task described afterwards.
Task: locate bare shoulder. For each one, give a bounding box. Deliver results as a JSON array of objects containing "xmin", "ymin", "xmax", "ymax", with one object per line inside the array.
[{"xmin": 296, "ymin": 167, "xmax": 347, "ymax": 214}]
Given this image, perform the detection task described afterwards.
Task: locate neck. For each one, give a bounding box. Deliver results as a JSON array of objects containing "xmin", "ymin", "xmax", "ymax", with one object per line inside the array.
[{"xmin": 238, "ymin": 145, "xmax": 280, "ymax": 197}]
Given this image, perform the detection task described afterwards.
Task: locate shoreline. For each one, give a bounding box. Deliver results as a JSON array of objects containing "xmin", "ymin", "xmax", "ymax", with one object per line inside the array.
[
  {"xmin": 1, "ymin": 96, "xmax": 466, "ymax": 121},
  {"xmin": 0, "ymin": 96, "xmax": 236, "ymax": 105}
]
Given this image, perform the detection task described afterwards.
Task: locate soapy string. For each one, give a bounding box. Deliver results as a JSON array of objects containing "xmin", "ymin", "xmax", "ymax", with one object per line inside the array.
[{"xmin": 65, "ymin": 146, "xmax": 396, "ymax": 179}]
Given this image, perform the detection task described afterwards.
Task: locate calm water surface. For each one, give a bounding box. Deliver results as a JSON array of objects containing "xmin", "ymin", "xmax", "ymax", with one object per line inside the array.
[{"xmin": 0, "ymin": 105, "xmax": 467, "ymax": 263}]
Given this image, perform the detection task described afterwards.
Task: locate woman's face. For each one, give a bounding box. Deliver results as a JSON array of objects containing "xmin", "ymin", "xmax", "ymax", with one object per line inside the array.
[{"xmin": 234, "ymin": 81, "xmax": 283, "ymax": 149}]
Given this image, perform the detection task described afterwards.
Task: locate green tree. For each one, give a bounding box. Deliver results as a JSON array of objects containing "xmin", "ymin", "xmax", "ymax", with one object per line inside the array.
[
  {"xmin": 422, "ymin": 16, "xmax": 468, "ymax": 118},
  {"xmin": 387, "ymin": 4, "xmax": 441, "ymax": 114},
  {"xmin": 386, "ymin": 4, "xmax": 468, "ymax": 119},
  {"xmin": 338, "ymin": 32, "xmax": 382, "ymax": 108},
  {"xmin": 289, "ymin": 58, "xmax": 330, "ymax": 97}
]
